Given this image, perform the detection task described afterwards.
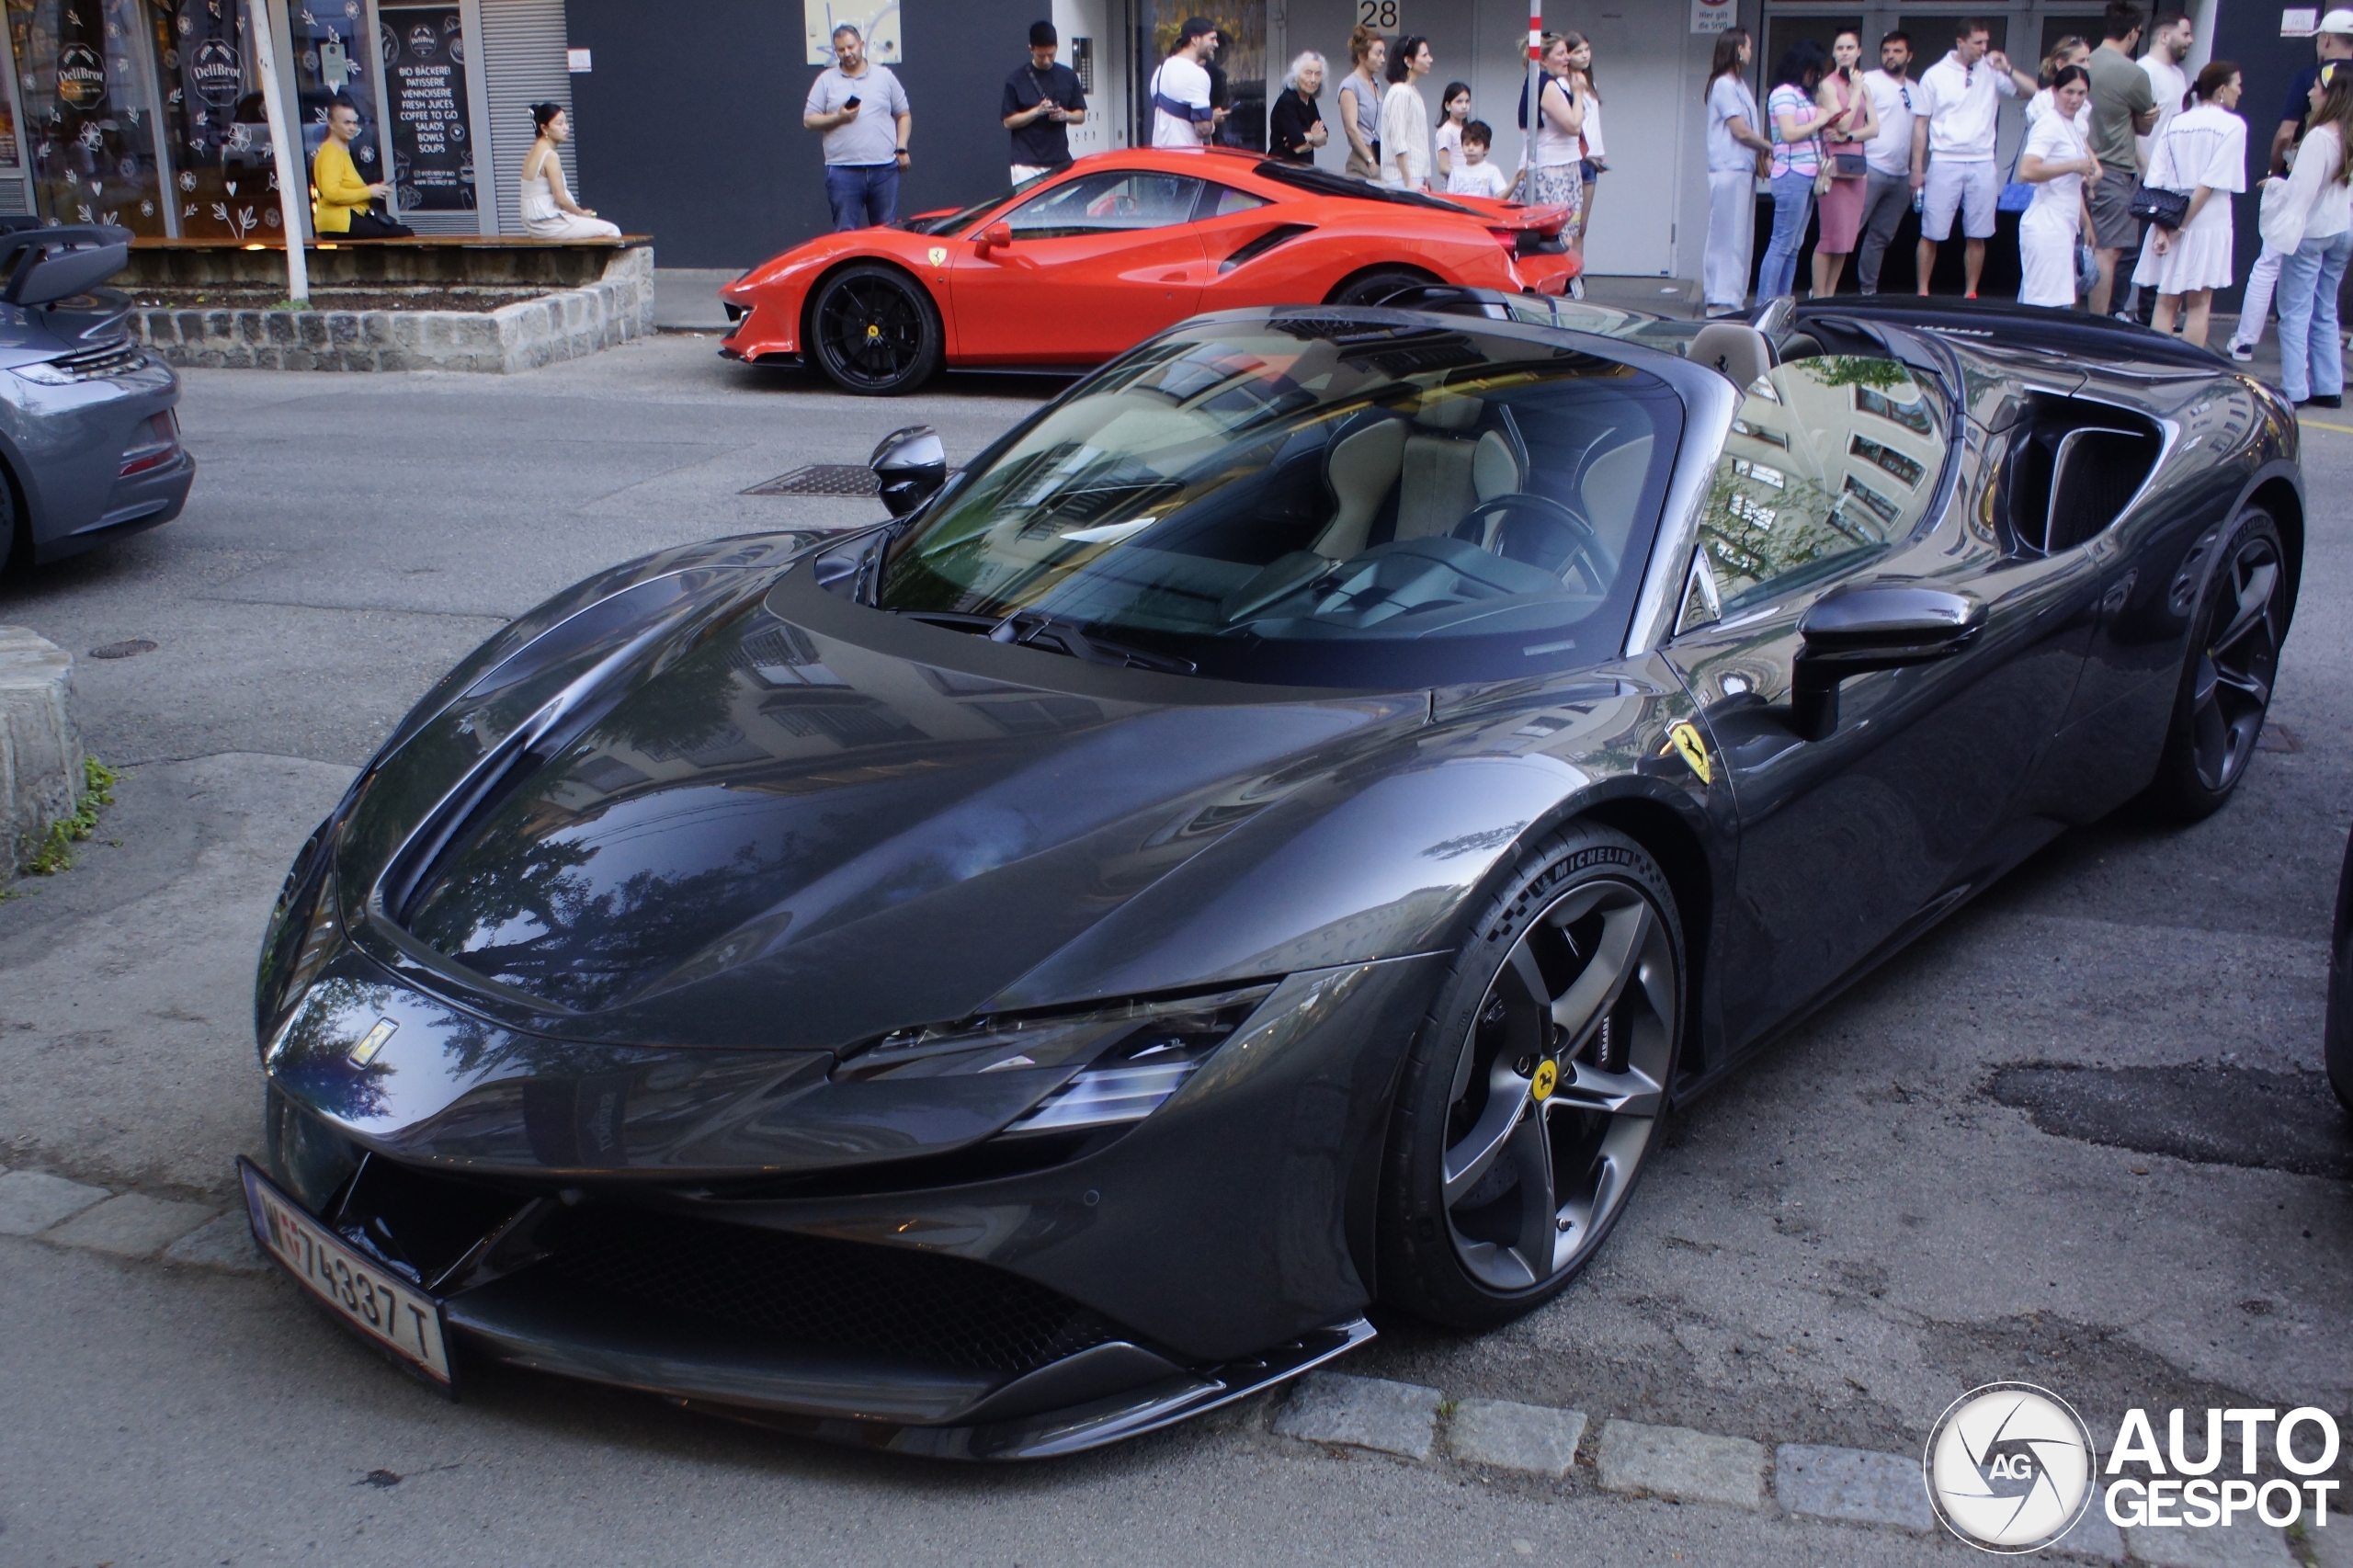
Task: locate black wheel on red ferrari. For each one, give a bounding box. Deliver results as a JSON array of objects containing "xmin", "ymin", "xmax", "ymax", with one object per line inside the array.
[
  {"xmin": 1330, "ymin": 267, "xmax": 1439, "ymax": 307},
  {"xmin": 809, "ymin": 263, "xmax": 943, "ymax": 395},
  {"xmin": 1380, "ymin": 824, "xmax": 1683, "ymax": 1331},
  {"xmin": 2143, "ymin": 505, "xmax": 2289, "ymax": 822}
]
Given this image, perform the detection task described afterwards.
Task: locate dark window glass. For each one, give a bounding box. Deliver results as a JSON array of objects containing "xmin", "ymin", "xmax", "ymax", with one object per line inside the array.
[{"xmin": 875, "ymin": 320, "xmax": 1685, "ymax": 688}]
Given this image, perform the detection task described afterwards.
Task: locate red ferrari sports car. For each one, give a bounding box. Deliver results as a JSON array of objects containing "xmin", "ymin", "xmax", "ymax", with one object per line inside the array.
[{"xmin": 720, "ymin": 146, "xmax": 1578, "ymax": 394}]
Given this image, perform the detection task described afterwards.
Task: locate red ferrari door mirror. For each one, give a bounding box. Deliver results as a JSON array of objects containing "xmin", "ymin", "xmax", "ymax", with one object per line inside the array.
[{"xmin": 975, "ymin": 222, "xmax": 1013, "ymax": 252}]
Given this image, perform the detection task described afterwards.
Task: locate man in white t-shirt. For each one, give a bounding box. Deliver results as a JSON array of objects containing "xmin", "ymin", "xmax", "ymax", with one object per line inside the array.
[
  {"xmin": 1909, "ymin": 20, "xmax": 2035, "ymax": 297},
  {"xmin": 1150, "ymin": 17, "xmax": 1224, "ymax": 147},
  {"xmin": 1854, "ymin": 30, "xmax": 1917, "ymax": 293},
  {"xmin": 2123, "ymin": 11, "xmax": 2194, "ymax": 321},
  {"xmin": 2137, "ymin": 12, "xmax": 2194, "ymax": 163}
]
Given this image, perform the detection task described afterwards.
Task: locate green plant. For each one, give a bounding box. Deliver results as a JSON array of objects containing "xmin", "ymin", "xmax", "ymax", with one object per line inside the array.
[{"xmin": 21, "ymin": 756, "xmax": 118, "ymax": 876}]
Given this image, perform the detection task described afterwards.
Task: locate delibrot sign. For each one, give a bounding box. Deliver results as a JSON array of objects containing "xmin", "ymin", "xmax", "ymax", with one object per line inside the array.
[{"xmin": 381, "ymin": 3, "xmax": 474, "ymax": 212}]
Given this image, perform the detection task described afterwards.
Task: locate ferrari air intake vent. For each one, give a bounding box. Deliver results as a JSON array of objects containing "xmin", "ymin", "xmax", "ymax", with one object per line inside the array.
[{"xmin": 540, "ymin": 1210, "xmax": 1119, "ymax": 1376}]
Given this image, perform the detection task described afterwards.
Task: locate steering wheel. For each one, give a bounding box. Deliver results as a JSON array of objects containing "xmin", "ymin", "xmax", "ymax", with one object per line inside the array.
[{"xmin": 1450, "ymin": 493, "xmax": 1613, "ymax": 594}]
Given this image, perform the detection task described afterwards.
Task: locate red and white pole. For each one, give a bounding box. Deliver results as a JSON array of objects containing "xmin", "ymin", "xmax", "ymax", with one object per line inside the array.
[{"xmin": 1523, "ymin": 4, "xmax": 1543, "ymax": 197}]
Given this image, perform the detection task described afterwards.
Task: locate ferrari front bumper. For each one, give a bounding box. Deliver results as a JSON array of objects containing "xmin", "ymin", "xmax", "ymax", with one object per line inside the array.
[{"xmin": 257, "ymin": 944, "xmax": 1443, "ymax": 1451}]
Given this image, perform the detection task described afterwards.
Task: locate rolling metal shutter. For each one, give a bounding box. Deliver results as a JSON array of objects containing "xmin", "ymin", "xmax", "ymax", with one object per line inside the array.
[{"xmin": 478, "ymin": 0, "xmax": 573, "ymax": 236}]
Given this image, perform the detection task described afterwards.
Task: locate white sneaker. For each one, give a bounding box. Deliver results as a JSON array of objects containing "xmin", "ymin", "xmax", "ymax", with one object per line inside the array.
[{"xmin": 2228, "ymin": 341, "xmax": 2255, "ymax": 362}]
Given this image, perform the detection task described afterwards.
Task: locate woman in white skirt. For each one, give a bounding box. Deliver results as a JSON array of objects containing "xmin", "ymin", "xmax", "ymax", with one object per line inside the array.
[
  {"xmin": 2131, "ymin": 62, "xmax": 2247, "ymax": 347},
  {"xmin": 521, "ymin": 103, "xmax": 621, "ymax": 241},
  {"xmin": 2017, "ymin": 65, "xmax": 2098, "ymax": 308}
]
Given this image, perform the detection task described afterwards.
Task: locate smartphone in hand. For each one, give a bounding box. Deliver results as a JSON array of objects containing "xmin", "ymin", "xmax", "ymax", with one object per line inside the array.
[{"xmin": 842, "ymin": 94, "xmax": 862, "ymax": 109}]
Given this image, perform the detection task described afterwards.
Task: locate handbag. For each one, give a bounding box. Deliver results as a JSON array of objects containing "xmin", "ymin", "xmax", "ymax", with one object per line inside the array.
[
  {"xmin": 1824, "ymin": 77, "xmax": 1868, "ymax": 178},
  {"xmin": 2130, "ymin": 184, "xmax": 2192, "ymax": 230},
  {"xmin": 1997, "ymin": 135, "xmax": 2033, "ymax": 213},
  {"xmin": 2075, "ymin": 241, "xmax": 2100, "ymax": 294}
]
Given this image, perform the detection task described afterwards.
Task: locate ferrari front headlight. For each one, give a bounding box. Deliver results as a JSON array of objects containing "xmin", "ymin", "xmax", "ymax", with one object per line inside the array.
[{"xmin": 840, "ymin": 985, "xmax": 1274, "ymax": 1134}]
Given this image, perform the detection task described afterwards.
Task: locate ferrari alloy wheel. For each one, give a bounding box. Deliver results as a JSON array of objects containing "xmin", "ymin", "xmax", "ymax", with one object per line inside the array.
[
  {"xmin": 809, "ymin": 263, "xmax": 943, "ymax": 395},
  {"xmin": 1330, "ymin": 267, "xmax": 1438, "ymax": 308},
  {"xmin": 2145, "ymin": 506, "xmax": 2289, "ymax": 821},
  {"xmin": 1381, "ymin": 824, "xmax": 1683, "ymax": 1329}
]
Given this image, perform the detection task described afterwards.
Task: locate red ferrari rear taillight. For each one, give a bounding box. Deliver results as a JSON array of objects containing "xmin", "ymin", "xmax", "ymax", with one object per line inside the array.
[{"xmin": 1489, "ymin": 228, "xmax": 1518, "ymax": 251}]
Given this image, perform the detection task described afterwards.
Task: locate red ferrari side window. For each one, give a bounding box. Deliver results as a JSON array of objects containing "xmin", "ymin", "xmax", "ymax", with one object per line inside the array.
[
  {"xmin": 1199, "ymin": 183, "xmax": 1272, "ymax": 220},
  {"xmin": 1006, "ymin": 171, "xmax": 1206, "ymax": 239}
]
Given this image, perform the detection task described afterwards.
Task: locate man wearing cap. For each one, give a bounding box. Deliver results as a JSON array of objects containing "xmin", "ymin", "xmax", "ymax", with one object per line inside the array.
[
  {"xmin": 1150, "ymin": 17, "xmax": 1225, "ymax": 147},
  {"xmin": 1004, "ymin": 21, "xmax": 1087, "ymax": 183},
  {"xmin": 2232, "ymin": 17, "xmax": 2353, "ymax": 359}
]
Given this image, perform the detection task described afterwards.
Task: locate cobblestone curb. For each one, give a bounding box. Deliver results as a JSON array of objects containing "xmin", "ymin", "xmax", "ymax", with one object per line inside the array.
[
  {"xmin": 0, "ymin": 1164, "xmax": 236, "ymax": 1264},
  {"xmin": 1256, "ymin": 1370, "xmax": 2189, "ymax": 1561},
  {"xmin": 131, "ymin": 246, "xmax": 654, "ymax": 373},
  {"xmin": 1270, "ymin": 1371, "xmax": 1441, "ymax": 1460},
  {"xmin": 0, "ymin": 627, "xmax": 81, "ymax": 875}
]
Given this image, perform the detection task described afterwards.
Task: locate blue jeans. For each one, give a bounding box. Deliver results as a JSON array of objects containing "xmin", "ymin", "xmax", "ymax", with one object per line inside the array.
[
  {"xmin": 824, "ymin": 163, "xmax": 900, "ymax": 231},
  {"xmin": 2276, "ymin": 229, "xmax": 2353, "ymax": 402},
  {"xmin": 1758, "ymin": 172, "xmax": 1815, "ymax": 302}
]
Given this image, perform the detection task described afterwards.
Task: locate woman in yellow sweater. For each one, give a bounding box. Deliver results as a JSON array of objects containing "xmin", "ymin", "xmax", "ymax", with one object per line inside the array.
[{"xmin": 313, "ymin": 96, "xmax": 414, "ymax": 238}]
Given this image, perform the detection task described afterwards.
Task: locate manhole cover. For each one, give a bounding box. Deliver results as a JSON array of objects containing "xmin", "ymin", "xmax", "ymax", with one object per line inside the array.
[
  {"xmin": 743, "ymin": 464, "xmax": 881, "ymax": 498},
  {"xmin": 88, "ymin": 639, "xmax": 156, "ymax": 659}
]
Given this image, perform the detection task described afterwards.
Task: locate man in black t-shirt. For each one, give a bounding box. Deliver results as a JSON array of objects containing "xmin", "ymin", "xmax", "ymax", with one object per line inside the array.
[{"xmin": 1003, "ymin": 20, "xmax": 1088, "ymax": 182}]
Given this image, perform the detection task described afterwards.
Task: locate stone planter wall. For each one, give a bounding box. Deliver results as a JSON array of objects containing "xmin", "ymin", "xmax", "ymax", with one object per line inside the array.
[
  {"xmin": 129, "ymin": 245, "xmax": 654, "ymax": 373},
  {"xmin": 0, "ymin": 626, "xmax": 81, "ymax": 876}
]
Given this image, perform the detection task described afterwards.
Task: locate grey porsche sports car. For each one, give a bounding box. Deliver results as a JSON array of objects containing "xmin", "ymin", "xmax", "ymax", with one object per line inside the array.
[
  {"xmin": 246, "ymin": 289, "xmax": 2298, "ymax": 1458},
  {"xmin": 0, "ymin": 223, "xmax": 192, "ymax": 573}
]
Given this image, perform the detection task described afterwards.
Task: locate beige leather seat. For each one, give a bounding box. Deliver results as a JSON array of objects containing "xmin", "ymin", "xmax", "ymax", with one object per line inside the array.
[
  {"xmin": 1397, "ymin": 397, "xmax": 1524, "ymax": 542},
  {"xmin": 1687, "ymin": 322, "xmax": 1775, "ymax": 390},
  {"xmin": 1313, "ymin": 401, "xmax": 1526, "ymax": 559}
]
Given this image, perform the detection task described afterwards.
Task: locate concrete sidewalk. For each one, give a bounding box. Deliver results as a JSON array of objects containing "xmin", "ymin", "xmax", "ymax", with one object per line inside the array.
[{"xmin": 654, "ymin": 267, "xmax": 739, "ymax": 332}]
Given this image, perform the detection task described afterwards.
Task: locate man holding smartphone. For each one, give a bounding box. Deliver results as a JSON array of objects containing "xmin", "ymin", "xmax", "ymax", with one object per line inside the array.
[
  {"xmin": 1004, "ymin": 20, "xmax": 1088, "ymax": 183},
  {"xmin": 803, "ymin": 22, "xmax": 912, "ymax": 231}
]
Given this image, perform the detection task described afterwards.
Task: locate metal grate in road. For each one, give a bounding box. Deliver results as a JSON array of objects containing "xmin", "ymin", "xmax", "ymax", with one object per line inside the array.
[{"xmin": 742, "ymin": 464, "xmax": 882, "ymax": 497}]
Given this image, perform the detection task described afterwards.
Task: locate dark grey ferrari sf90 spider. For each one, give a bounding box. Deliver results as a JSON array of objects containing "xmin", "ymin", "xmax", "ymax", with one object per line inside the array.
[{"xmin": 246, "ymin": 290, "xmax": 2300, "ymax": 1458}]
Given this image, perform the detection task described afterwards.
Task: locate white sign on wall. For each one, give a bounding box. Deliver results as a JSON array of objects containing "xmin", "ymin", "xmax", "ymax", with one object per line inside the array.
[
  {"xmin": 1691, "ymin": 0, "xmax": 1735, "ymax": 35},
  {"xmin": 2283, "ymin": 8, "xmax": 2321, "ymax": 36},
  {"xmin": 805, "ymin": 1, "xmax": 903, "ymax": 65},
  {"xmin": 1355, "ymin": 0, "xmax": 1401, "ymax": 35}
]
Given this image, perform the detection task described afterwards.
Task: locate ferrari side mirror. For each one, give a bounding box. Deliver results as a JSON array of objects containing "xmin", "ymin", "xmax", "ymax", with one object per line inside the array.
[
  {"xmin": 870, "ymin": 424, "xmax": 947, "ymax": 517},
  {"xmin": 1790, "ymin": 577, "xmax": 1985, "ymax": 741},
  {"xmin": 974, "ymin": 222, "xmax": 1013, "ymax": 252}
]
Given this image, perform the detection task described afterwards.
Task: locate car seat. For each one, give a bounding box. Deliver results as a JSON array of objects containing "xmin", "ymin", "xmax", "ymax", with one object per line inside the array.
[
  {"xmin": 1311, "ymin": 401, "xmax": 1524, "ymax": 559},
  {"xmin": 1687, "ymin": 321, "xmax": 1775, "ymax": 389}
]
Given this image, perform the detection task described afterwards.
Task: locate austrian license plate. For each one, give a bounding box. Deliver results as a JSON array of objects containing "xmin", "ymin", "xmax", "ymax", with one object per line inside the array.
[{"xmin": 238, "ymin": 1157, "xmax": 453, "ymax": 1388}]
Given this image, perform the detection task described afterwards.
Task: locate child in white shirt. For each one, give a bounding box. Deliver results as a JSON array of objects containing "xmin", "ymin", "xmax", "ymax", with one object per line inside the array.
[{"xmin": 1446, "ymin": 120, "xmax": 1513, "ymax": 198}]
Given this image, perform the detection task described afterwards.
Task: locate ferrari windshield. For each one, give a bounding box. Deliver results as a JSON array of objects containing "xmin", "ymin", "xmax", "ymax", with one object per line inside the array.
[{"xmin": 875, "ymin": 317, "xmax": 1684, "ymax": 687}]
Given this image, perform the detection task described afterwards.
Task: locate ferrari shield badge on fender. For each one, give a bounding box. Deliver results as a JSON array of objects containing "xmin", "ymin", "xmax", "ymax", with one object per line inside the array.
[
  {"xmin": 927, "ymin": 245, "xmax": 948, "ymax": 268},
  {"xmin": 347, "ymin": 1017, "xmax": 397, "ymax": 1068},
  {"xmin": 1664, "ymin": 721, "xmax": 1713, "ymax": 786}
]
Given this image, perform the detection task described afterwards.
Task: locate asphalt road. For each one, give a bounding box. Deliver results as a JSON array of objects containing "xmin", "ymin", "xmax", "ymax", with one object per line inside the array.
[{"xmin": 1, "ymin": 335, "xmax": 2348, "ymax": 1568}]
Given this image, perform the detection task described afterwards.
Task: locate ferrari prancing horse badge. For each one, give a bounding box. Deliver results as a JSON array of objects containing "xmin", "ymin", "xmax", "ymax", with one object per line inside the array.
[{"xmin": 1664, "ymin": 721, "xmax": 1713, "ymax": 786}]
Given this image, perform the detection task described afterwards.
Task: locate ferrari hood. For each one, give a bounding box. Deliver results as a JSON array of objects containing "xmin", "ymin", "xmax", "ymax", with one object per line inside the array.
[{"xmin": 355, "ymin": 571, "xmax": 1425, "ymax": 1052}]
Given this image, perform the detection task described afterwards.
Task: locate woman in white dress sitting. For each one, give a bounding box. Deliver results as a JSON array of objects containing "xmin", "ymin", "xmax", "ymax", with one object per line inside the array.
[
  {"xmin": 520, "ymin": 102, "xmax": 621, "ymax": 240},
  {"xmin": 2016, "ymin": 65, "xmax": 2098, "ymax": 308},
  {"xmin": 2131, "ymin": 62, "xmax": 2247, "ymax": 347}
]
